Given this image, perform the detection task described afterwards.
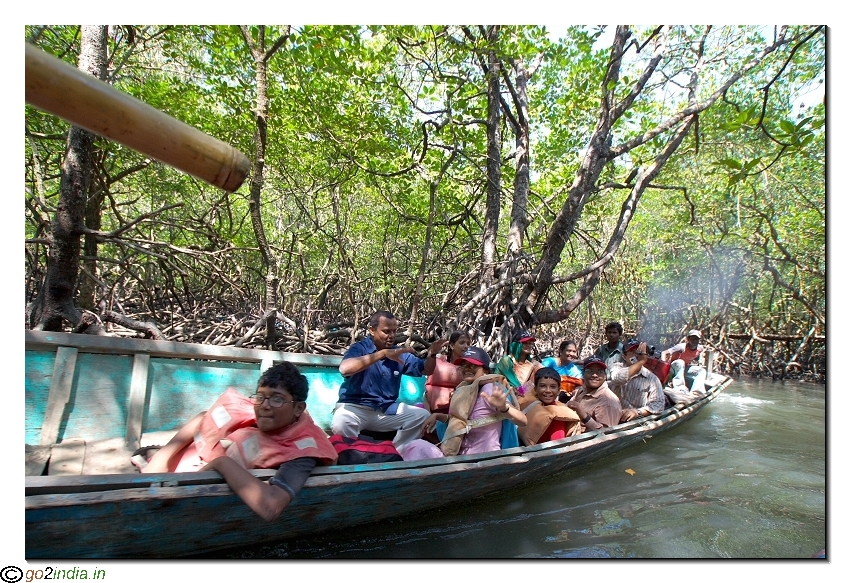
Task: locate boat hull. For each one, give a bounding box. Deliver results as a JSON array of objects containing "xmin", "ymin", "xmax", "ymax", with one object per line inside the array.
[{"xmin": 26, "ymin": 379, "xmax": 729, "ymax": 558}]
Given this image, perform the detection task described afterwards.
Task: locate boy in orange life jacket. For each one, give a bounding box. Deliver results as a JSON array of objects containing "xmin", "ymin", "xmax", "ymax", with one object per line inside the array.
[
  {"xmin": 661, "ymin": 329, "xmax": 707, "ymax": 394},
  {"xmin": 517, "ymin": 367, "xmax": 582, "ymax": 446},
  {"xmin": 142, "ymin": 362, "xmax": 337, "ymax": 521}
]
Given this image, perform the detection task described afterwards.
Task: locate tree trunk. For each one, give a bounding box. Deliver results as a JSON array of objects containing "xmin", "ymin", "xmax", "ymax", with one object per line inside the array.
[
  {"xmin": 78, "ymin": 154, "xmax": 105, "ymax": 311},
  {"xmin": 507, "ymin": 57, "xmax": 531, "ymax": 257},
  {"xmin": 239, "ymin": 25, "xmax": 291, "ymax": 348},
  {"xmin": 30, "ymin": 26, "xmax": 108, "ymax": 331},
  {"xmin": 496, "ymin": 54, "xmax": 536, "ymax": 324},
  {"xmin": 480, "ymin": 25, "xmax": 501, "ymax": 293}
]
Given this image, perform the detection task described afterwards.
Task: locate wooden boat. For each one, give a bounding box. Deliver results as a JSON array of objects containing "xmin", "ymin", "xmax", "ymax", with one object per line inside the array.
[{"xmin": 25, "ymin": 330, "xmax": 731, "ymax": 559}]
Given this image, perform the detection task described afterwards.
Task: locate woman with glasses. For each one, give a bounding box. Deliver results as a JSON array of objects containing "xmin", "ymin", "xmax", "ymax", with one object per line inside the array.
[
  {"xmin": 439, "ymin": 346, "xmax": 527, "ymax": 456},
  {"xmin": 141, "ymin": 362, "xmax": 337, "ymax": 521}
]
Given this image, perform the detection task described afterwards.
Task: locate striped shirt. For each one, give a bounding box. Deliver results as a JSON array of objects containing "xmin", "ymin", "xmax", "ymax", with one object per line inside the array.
[{"xmin": 608, "ymin": 364, "xmax": 665, "ymax": 415}]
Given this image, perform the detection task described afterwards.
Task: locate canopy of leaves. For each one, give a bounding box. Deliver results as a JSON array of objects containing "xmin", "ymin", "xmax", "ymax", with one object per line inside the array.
[{"xmin": 24, "ymin": 25, "xmax": 824, "ymax": 378}]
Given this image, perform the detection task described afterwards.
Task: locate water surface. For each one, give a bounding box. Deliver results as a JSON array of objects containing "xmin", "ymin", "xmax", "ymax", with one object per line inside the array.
[{"xmin": 232, "ymin": 377, "xmax": 826, "ymax": 559}]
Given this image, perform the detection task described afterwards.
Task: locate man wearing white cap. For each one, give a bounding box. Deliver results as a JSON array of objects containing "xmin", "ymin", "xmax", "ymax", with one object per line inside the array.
[{"xmin": 661, "ymin": 330, "xmax": 707, "ymax": 394}]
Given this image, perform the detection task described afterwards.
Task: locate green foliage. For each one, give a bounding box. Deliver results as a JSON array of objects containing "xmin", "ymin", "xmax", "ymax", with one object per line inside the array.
[{"xmin": 24, "ymin": 25, "xmax": 824, "ymax": 351}]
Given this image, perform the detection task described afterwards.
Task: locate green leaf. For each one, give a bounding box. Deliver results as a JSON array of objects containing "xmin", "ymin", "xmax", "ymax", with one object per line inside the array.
[
  {"xmin": 779, "ymin": 119, "xmax": 796, "ymax": 134},
  {"xmin": 716, "ymin": 158, "xmax": 743, "ymax": 170}
]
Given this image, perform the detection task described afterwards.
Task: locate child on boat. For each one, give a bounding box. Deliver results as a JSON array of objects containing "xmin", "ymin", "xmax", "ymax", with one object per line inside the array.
[
  {"xmin": 141, "ymin": 362, "xmax": 337, "ymax": 521},
  {"xmin": 517, "ymin": 367, "xmax": 582, "ymax": 446}
]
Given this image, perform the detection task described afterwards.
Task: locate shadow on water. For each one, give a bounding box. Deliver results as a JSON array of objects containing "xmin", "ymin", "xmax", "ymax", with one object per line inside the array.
[{"xmin": 224, "ymin": 377, "xmax": 825, "ymax": 559}]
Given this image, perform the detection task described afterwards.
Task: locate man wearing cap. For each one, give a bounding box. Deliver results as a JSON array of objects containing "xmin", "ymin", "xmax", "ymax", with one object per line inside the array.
[
  {"xmin": 593, "ymin": 322, "xmax": 625, "ymax": 380},
  {"xmin": 567, "ymin": 356, "xmax": 622, "ymax": 431},
  {"xmin": 331, "ymin": 310, "xmax": 448, "ymax": 453},
  {"xmin": 661, "ymin": 330, "xmax": 707, "ymax": 394},
  {"xmin": 494, "ymin": 329, "xmax": 542, "ymax": 396},
  {"xmin": 609, "ymin": 340, "xmax": 666, "ymax": 422}
]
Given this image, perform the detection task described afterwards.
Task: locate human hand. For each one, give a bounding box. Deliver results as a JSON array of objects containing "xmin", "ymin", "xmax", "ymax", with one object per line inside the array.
[
  {"xmin": 567, "ymin": 399, "xmax": 587, "ymax": 420},
  {"xmin": 620, "ymin": 409, "xmax": 641, "ymax": 422},
  {"xmin": 198, "ymin": 457, "xmax": 220, "ymax": 473},
  {"xmin": 481, "ymin": 385, "xmax": 509, "ymax": 413},
  {"xmin": 633, "ymin": 342, "xmax": 649, "ymax": 364},
  {"xmin": 427, "ymin": 338, "xmax": 449, "ymax": 357},
  {"xmin": 386, "ymin": 345, "xmax": 415, "ymax": 364},
  {"xmin": 422, "ymin": 413, "xmax": 441, "ymax": 435}
]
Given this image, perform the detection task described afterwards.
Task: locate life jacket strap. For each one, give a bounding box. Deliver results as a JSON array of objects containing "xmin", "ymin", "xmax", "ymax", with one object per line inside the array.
[{"xmin": 437, "ymin": 414, "xmax": 503, "ymax": 445}]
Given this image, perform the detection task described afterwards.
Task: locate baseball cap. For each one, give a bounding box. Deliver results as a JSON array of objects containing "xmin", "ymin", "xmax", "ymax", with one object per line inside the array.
[
  {"xmin": 583, "ymin": 355, "xmax": 607, "ymax": 369},
  {"xmin": 512, "ymin": 329, "xmax": 536, "ymax": 343},
  {"xmin": 687, "ymin": 329, "xmax": 702, "ymax": 339},
  {"xmin": 624, "ymin": 340, "xmax": 641, "ymax": 353},
  {"xmin": 453, "ymin": 346, "xmax": 491, "ymax": 368}
]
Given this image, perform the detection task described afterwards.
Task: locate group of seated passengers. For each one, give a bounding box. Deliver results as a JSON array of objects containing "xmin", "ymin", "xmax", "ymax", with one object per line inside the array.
[{"xmin": 140, "ymin": 310, "xmax": 707, "ymax": 521}]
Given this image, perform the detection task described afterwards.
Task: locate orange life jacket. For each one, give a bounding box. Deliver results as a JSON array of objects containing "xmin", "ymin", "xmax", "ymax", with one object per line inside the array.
[
  {"xmin": 173, "ymin": 388, "xmax": 337, "ymax": 471},
  {"xmin": 424, "ymin": 355, "xmax": 463, "ymax": 412},
  {"xmin": 224, "ymin": 411, "xmax": 338, "ymax": 469},
  {"xmin": 560, "ymin": 375, "xmax": 583, "ymax": 393},
  {"xmin": 518, "ymin": 400, "xmax": 582, "ymax": 446},
  {"xmin": 192, "ymin": 387, "xmax": 256, "ymax": 461},
  {"xmin": 668, "ymin": 345, "xmax": 704, "ymax": 367}
]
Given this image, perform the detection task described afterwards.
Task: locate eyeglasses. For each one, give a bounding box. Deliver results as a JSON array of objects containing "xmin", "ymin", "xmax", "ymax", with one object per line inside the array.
[{"xmin": 249, "ymin": 393, "xmax": 296, "ymax": 408}]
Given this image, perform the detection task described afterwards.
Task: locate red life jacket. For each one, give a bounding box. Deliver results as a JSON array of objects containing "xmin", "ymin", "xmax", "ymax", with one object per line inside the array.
[
  {"xmin": 518, "ymin": 400, "xmax": 582, "ymax": 446},
  {"xmin": 425, "ymin": 355, "xmax": 463, "ymax": 413},
  {"xmin": 644, "ymin": 357, "xmax": 672, "ymax": 384},
  {"xmin": 669, "ymin": 345, "xmax": 704, "ymax": 367},
  {"xmin": 174, "ymin": 389, "xmax": 337, "ymax": 471}
]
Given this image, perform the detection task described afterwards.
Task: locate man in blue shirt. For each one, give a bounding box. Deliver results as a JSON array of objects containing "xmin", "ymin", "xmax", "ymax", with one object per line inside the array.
[{"xmin": 331, "ymin": 310, "xmax": 447, "ymax": 453}]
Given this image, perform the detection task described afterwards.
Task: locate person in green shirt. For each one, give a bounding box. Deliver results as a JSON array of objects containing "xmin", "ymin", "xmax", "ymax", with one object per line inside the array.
[{"xmin": 593, "ymin": 321, "xmax": 625, "ymax": 380}]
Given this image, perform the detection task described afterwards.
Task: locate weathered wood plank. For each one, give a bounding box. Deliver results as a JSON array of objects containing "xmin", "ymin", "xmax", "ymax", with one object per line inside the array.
[
  {"xmin": 260, "ymin": 356, "xmax": 273, "ymax": 373},
  {"xmin": 26, "ymin": 351, "xmax": 57, "ymax": 444},
  {"xmin": 125, "ymin": 353, "xmax": 150, "ymax": 450},
  {"xmin": 82, "ymin": 437, "xmax": 136, "ymax": 475},
  {"xmin": 59, "ymin": 352, "xmax": 134, "ymax": 441},
  {"xmin": 47, "ymin": 438, "xmax": 86, "ymax": 476},
  {"xmin": 26, "ymin": 445, "xmax": 51, "ymax": 477},
  {"xmin": 25, "ymin": 330, "xmax": 343, "ymax": 367},
  {"xmin": 40, "ymin": 346, "xmax": 78, "ymax": 446}
]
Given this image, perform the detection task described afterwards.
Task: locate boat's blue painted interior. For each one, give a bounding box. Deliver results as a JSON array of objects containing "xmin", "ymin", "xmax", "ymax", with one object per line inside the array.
[{"xmin": 25, "ymin": 349, "xmax": 427, "ymax": 443}]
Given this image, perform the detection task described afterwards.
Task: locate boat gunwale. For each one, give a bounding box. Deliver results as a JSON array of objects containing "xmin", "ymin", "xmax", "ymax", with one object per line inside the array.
[{"xmin": 25, "ymin": 329, "xmax": 344, "ymax": 366}]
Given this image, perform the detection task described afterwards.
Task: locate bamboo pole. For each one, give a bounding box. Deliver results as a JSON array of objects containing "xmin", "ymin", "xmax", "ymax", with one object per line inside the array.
[{"xmin": 25, "ymin": 42, "xmax": 250, "ymax": 193}]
